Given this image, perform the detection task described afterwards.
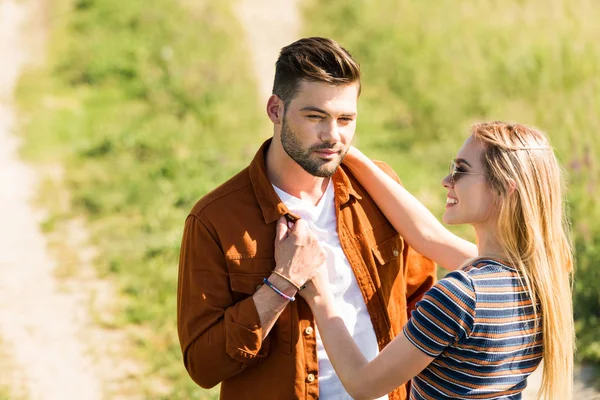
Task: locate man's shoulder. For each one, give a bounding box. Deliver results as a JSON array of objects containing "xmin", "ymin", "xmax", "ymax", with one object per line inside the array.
[
  {"xmin": 371, "ymin": 160, "xmax": 402, "ymax": 185},
  {"xmin": 189, "ymin": 167, "xmax": 253, "ymax": 218},
  {"xmin": 371, "ymin": 159, "xmax": 394, "ymax": 173},
  {"xmin": 342, "ymin": 159, "xmax": 402, "ymax": 186}
]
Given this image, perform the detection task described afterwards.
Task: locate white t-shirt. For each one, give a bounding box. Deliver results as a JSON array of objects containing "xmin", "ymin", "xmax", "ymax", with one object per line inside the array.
[{"xmin": 273, "ymin": 180, "xmax": 388, "ymax": 400}]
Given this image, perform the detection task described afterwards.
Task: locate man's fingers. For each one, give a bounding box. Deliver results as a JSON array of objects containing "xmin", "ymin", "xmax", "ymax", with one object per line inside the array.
[
  {"xmin": 293, "ymin": 218, "xmax": 309, "ymax": 237},
  {"xmin": 276, "ymin": 216, "xmax": 288, "ymax": 242}
]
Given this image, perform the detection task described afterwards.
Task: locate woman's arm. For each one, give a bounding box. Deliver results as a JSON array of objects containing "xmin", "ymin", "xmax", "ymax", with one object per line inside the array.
[
  {"xmin": 304, "ymin": 288, "xmax": 434, "ymax": 399},
  {"xmin": 300, "ymin": 264, "xmax": 477, "ymax": 399},
  {"xmin": 344, "ymin": 147, "xmax": 476, "ymax": 270}
]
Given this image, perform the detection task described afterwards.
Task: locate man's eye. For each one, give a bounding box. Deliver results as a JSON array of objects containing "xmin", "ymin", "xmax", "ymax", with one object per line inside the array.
[
  {"xmin": 339, "ymin": 118, "xmax": 354, "ymax": 123},
  {"xmin": 307, "ymin": 115, "xmax": 323, "ymax": 119}
]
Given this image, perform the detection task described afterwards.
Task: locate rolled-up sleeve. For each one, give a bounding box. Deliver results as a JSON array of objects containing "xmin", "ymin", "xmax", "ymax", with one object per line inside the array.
[{"xmin": 177, "ymin": 214, "xmax": 270, "ymax": 389}]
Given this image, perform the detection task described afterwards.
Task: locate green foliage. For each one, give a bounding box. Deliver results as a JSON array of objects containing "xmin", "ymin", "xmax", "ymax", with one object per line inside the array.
[
  {"xmin": 17, "ymin": 0, "xmax": 267, "ymax": 397},
  {"xmin": 302, "ymin": 0, "xmax": 600, "ymax": 363}
]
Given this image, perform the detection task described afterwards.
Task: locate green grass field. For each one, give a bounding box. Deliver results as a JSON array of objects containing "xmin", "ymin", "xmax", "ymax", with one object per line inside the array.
[
  {"xmin": 17, "ymin": 0, "xmax": 267, "ymax": 398},
  {"xmin": 302, "ymin": 0, "xmax": 600, "ymax": 363},
  {"xmin": 16, "ymin": 0, "xmax": 600, "ymax": 398}
]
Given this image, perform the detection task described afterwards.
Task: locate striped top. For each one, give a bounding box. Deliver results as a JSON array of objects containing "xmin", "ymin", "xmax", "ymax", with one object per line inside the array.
[{"xmin": 404, "ymin": 259, "xmax": 543, "ymax": 400}]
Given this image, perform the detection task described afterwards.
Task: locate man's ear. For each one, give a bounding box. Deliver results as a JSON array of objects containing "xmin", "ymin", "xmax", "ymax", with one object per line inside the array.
[{"xmin": 266, "ymin": 95, "xmax": 284, "ymax": 124}]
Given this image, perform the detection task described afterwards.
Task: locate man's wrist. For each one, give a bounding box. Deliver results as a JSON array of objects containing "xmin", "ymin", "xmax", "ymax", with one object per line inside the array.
[{"xmin": 268, "ymin": 273, "xmax": 298, "ymax": 297}]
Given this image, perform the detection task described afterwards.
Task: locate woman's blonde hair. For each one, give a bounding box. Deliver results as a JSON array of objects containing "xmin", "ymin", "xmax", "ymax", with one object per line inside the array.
[{"xmin": 472, "ymin": 121, "xmax": 574, "ymax": 399}]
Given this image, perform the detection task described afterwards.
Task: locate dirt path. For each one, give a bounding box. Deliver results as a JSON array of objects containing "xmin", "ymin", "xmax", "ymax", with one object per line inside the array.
[
  {"xmin": 0, "ymin": 1, "xmax": 138, "ymax": 399},
  {"xmin": 0, "ymin": 1, "xmax": 103, "ymax": 398},
  {"xmin": 234, "ymin": 1, "xmax": 600, "ymax": 399},
  {"xmin": 235, "ymin": 0, "xmax": 302, "ymax": 104}
]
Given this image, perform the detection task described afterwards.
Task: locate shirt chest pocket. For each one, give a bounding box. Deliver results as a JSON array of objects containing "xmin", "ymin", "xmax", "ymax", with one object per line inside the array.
[
  {"xmin": 371, "ymin": 235, "xmax": 404, "ymax": 267},
  {"xmin": 370, "ymin": 235, "xmax": 407, "ymax": 327},
  {"xmin": 227, "ymin": 258, "xmax": 294, "ymax": 355},
  {"xmin": 229, "ymin": 272, "xmax": 268, "ymax": 296}
]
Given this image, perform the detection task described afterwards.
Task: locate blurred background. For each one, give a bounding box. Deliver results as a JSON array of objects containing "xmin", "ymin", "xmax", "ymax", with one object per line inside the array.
[{"xmin": 1, "ymin": 0, "xmax": 599, "ymax": 399}]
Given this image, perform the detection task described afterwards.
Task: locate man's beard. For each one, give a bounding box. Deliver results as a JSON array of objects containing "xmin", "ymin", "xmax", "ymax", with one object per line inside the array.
[{"xmin": 280, "ymin": 118, "xmax": 347, "ymax": 178}]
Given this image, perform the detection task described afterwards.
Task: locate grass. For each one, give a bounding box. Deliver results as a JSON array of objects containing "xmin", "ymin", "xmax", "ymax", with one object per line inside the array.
[
  {"xmin": 17, "ymin": 0, "xmax": 267, "ymax": 398},
  {"xmin": 15, "ymin": 0, "xmax": 600, "ymax": 398},
  {"xmin": 301, "ymin": 0, "xmax": 600, "ymax": 364}
]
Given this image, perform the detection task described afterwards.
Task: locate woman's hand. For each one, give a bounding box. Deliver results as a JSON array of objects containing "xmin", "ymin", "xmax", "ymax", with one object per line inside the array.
[
  {"xmin": 345, "ymin": 145, "xmax": 359, "ymax": 158},
  {"xmin": 343, "ymin": 145, "xmax": 364, "ymax": 167},
  {"xmin": 343, "ymin": 145, "xmax": 372, "ymax": 179},
  {"xmin": 297, "ymin": 256, "xmax": 332, "ymax": 307}
]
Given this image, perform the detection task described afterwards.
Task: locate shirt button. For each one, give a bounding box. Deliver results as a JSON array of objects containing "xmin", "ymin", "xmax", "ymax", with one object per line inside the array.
[
  {"xmin": 307, "ymin": 374, "xmax": 316, "ymax": 383},
  {"xmin": 393, "ymin": 249, "xmax": 399, "ymax": 257},
  {"xmin": 304, "ymin": 326, "xmax": 314, "ymax": 335}
]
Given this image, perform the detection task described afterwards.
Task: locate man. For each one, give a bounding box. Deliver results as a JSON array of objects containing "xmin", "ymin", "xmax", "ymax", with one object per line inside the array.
[{"xmin": 177, "ymin": 37, "xmax": 436, "ymax": 400}]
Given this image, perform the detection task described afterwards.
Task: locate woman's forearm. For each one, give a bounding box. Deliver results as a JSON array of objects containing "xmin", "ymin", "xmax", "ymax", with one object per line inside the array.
[
  {"xmin": 344, "ymin": 149, "xmax": 476, "ymax": 270},
  {"xmin": 309, "ymin": 297, "xmax": 370, "ymax": 399},
  {"xmin": 309, "ymin": 295, "xmax": 431, "ymax": 400}
]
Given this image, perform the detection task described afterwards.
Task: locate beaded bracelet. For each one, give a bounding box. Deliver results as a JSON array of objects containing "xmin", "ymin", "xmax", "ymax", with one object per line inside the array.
[{"xmin": 263, "ymin": 278, "xmax": 295, "ymax": 302}]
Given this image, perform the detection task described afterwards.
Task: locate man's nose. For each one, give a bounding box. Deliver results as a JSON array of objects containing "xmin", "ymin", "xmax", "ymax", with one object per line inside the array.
[{"xmin": 319, "ymin": 120, "xmax": 341, "ymax": 143}]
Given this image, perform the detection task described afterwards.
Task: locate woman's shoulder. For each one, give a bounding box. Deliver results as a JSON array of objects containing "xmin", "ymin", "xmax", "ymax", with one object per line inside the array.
[
  {"xmin": 433, "ymin": 258, "xmax": 520, "ymax": 309},
  {"xmin": 433, "ymin": 268, "xmax": 477, "ymax": 304},
  {"xmin": 460, "ymin": 257, "xmax": 518, "ymax": 275},
  {"xmin": 457, "ymin": 258, "xmax": 523, "ymax": 297}
]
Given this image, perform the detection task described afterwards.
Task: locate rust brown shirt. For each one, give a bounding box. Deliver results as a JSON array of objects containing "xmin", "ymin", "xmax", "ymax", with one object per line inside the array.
[{"xmin": 177, "ymin": 139, "xmax": 436, "ymax": 399}]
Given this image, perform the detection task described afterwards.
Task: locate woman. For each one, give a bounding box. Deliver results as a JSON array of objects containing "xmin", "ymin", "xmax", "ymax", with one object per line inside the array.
[{"xmin": 277, "ymin": 122, "xmax": 574, "ymax": 399}]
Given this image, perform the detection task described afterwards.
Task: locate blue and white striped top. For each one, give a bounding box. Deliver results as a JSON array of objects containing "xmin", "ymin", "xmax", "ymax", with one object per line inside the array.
[{"xmin": 404, "ymin": 259, "xmax": 543, "ymax": 399}]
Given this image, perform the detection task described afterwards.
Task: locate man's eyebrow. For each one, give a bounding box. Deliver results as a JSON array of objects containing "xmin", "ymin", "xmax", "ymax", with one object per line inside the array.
[
  {"xmin": 299, "ymin": 106, "xmax": 357, "ymax": 117},
  {"xmin": 455, "ymin": 158, "xmax": 473, "ymax": 167},
  {"xmin": 300, "ymin": 106, "xmax": 329, "ymax": 115}
]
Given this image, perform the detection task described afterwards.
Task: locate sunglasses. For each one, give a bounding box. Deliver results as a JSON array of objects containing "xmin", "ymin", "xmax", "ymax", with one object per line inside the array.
[{"xmin": 448, "ymin": 161, "xmax": 485, "ymax": 184}]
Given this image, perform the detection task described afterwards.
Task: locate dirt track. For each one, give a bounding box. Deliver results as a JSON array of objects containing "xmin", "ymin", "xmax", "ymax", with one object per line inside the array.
[{"xmin": 0, "ymin": 1, "xmax": 138, "ymax": 399}]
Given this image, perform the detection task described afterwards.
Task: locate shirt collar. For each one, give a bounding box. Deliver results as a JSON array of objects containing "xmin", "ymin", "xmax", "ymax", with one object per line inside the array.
[
  {"xmin": 249, "ymin": 138, "xmax": 362, "ymax": 224},
  {"xmin": 332, "ymin": 162, "xmax": 363, "ymax": 206}
]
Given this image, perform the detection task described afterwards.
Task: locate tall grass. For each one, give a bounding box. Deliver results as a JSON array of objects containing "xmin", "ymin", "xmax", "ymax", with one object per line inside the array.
[
  {"xmin": 17, "ymin": 0, "xmax": 267, "ymax": 398},
  {"xmin": 302, "ymin": 0, "xmax": 600, "ymax": 364}
]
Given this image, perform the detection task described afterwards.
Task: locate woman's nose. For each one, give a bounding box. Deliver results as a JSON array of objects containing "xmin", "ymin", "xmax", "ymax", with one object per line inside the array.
[{"xmin": 442, "ymin": 174, "xmax": 453, "ymax": 189}]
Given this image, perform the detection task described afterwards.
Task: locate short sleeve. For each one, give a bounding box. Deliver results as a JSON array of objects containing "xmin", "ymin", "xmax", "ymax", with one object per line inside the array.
[{"xmin": 403, "ymin": 270, "xmax": 476, "ymax": 357}]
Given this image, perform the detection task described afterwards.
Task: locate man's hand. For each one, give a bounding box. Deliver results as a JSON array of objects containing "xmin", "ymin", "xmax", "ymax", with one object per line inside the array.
[{"xmin": 273, "ymin": 216, "xmax": 326, "ymax": 289}]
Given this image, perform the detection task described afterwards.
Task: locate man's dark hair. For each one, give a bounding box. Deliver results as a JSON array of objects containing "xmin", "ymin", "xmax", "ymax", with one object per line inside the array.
[{"xmin": 273, "ymin": 37, "xmax": 361, "ymax": 107}]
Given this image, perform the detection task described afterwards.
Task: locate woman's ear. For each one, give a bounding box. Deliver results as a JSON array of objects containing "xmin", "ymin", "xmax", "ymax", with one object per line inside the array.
[{"xmin": 507, "ymin": 178, "xmax": 517, "ymax": 195}]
